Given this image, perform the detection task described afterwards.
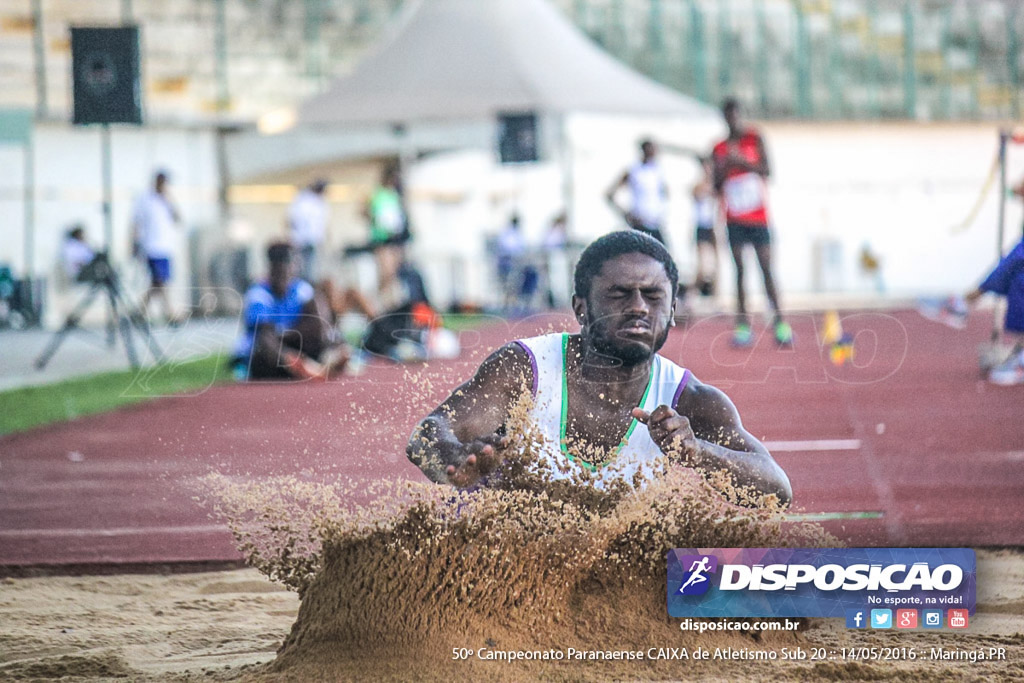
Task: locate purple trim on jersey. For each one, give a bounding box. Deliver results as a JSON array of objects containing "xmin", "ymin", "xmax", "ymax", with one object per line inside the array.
[
  {"xmin": 671, "ymin": 369, "xmax": 692, "ymax": 409},
  {"xmin": 513, "ymin": 340, "xmax": 539, "ymax": 397}
]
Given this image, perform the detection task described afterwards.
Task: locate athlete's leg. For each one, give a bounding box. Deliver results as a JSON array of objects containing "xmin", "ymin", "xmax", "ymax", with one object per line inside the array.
[
  {"xmin": 293, "ymin": 293, "xmax": 336, "ymax": 360},
  {"xmin": 696, "ymin": 240, "xmax": 717, "ymax": 296},
  {"xmin": 754, "ymin": 242, "xmax": 793, "ymax": 345},
  {"xmin": 753, "ymin": 243, "xmax": 781, "ymax": 319},
  {"xmin": 730, "ymin": 241, "xmax": 747, "ymax": 321}
]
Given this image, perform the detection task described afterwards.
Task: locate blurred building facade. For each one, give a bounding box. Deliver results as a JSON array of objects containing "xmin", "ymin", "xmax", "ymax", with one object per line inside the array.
[{"xmin": 3, "ymin": 0, "xmax": 1020, "ymax": 124}]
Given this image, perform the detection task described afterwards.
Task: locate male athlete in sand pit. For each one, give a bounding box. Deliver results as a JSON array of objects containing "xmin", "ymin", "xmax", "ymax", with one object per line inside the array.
[{"xmin": 407, "ymin": 231, "xmax": 792, "ymax": 506}]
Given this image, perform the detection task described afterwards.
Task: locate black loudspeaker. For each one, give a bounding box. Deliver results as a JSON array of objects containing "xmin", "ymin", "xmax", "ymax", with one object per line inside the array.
[
  {"xmin": 71, "ymin": 26, "xmax": 143, "ymax": 125},
  {"xmin": 498, "ymin": 112, "xmax": 538, "ymax": 163}
]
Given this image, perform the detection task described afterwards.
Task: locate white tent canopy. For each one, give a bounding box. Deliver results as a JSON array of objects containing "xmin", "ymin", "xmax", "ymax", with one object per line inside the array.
[
  {"xmin": 229, "ymin": 0, "xmax": 719, "ymax": 180},
  {"xmin": 297, "ymin": 0, "xmax": 715, "ymax": 126}
]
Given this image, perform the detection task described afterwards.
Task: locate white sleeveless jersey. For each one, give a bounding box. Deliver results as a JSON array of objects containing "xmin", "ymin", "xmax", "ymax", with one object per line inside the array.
[
  {"xmin": 514, "ymin": 333, "xmax": 692, "ymax": 489},
  {"xmin": 627, "ymin": 161, "xmax": 667, "ymax": 228}
]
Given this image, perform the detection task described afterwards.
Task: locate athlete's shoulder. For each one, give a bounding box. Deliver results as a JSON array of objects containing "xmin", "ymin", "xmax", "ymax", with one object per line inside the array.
[
  {"xmin": 742, "ymin": 127, "xmax": 765, "ymax": 143},
  {"xmin": 244, "ymin": 281, "xmax": 274, "ymax": 304},
  {"xmin": 673, "ymin": 372, "xmax": 733, "ymax": 414},
  {"xmin": 291, "ymin": 279, "xmax": 315, "ymax": 301},
  {"xmin": 475, "ymin": 340, "xmax": 536, "ymax": 392},
  {"xmin": 514, "ymin": 332, "xmax": 568, "ymax": 353}
]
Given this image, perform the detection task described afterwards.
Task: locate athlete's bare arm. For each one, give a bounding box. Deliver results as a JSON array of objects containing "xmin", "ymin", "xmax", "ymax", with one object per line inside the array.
[
  {"xmin": 407, "ymin": 343, "xmax": 533, "ymax": 488},
  {"xmin": 652, "ymin": 142, "xmax": 703, "ymax": 160},
  {"xmin": 605, "ymin": 172, "xmax": 631, "ymax": 216},
  {"xmin": 632, "ymin": 376, "xmax": 792, "ymax": 506},
  {"xmin": 753, "ymin": 135, "xmax": 771, "ymax": 178},
  {"xmin": 711, "ymin": 153, "xmax": 727, "ymax": 193}
]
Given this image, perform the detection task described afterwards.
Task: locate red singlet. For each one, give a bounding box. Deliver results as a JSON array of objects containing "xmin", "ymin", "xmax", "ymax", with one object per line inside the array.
[{"xmin": 712, "ymin": 129, "xmax": 770, "ymax": 227}]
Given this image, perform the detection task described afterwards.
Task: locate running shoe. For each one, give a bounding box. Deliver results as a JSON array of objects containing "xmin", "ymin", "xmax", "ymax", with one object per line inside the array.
[
  {"xmin": 988, "ymin": 352, "xmax": 1024, "ymax": 386},
  {"xmin": 732, "ymin": 323, "xmax": 753, "ymax": 347},
  {"xmin": 774, "ymin": 320, "xmax": 794, "ymax": 347},
  {"xmin": 917, "ymin": 296, "xmax": 967, "ymax": 330}
]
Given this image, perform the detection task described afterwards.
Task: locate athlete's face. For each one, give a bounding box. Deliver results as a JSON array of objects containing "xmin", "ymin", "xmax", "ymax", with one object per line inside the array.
[
  {"xmin": 269, "ymin": 259, "xmax": 296, "ymax": 297},
  {"xmin": 574, "ymin": 253, "xmax": 675, "ymax": 366}
]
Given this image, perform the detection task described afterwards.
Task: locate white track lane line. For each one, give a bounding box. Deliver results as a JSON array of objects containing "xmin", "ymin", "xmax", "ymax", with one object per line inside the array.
[
  {"xmin": 0, "ymin": 525, "xmax": 229, "ymax": 538},
  {"xmin": 764, "ymin": 439, "xmax": 861, "ymax": 452}
]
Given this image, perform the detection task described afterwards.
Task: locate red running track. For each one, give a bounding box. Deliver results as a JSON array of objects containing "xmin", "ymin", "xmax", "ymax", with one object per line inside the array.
[{"xmin": 1, "ymin": 309, "xmax": 1022, "ymax": 568}]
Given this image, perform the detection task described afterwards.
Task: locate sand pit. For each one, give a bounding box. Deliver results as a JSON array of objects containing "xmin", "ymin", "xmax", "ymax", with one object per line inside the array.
[
  {"xmin": 1, "ymin": 548, "xmax": 1021, "ymax": 681},
  {"xmin": 0, "ymin": 568, "xmax": 298, "ymax": 681}
]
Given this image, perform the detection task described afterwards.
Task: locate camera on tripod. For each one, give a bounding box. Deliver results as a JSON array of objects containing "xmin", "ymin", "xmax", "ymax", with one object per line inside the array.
[
  {"xmin": 76, "ymin": 251, "xmax": 115, "ymax": 285},
  {"xmin": 35, "ymin": 250, "xmax": 163, "ymax": 370}
]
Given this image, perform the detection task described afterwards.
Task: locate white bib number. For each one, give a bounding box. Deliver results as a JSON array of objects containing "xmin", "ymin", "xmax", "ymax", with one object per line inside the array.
[{"xmin": 722, "ymin": 173, "xmax": 764, "ymax": 215}]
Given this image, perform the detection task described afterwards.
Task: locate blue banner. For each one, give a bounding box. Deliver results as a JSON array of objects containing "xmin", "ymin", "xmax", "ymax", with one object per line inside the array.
[{"xmin": 667, "ymin": 548, "xmax": 976, "ymax": 618}]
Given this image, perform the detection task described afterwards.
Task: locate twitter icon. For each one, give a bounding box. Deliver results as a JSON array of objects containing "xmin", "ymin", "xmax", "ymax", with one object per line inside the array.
[{"xmin": 870, "ymin": 609, "xmax": 892, "ymax": 629}]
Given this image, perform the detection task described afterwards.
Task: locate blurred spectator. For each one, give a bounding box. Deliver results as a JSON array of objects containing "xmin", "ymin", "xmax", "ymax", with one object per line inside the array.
[
  {"xmin": 859, "ymin": 243, "xmax": 885, "ymax": 293},
  {"xmin": 233, "ymin": 242, "xmax": 350, "ymax": 381},
  {"xmin": 494, "ymin": 214, "xmax": 538, "ymax": 313},
  {"xmin": 288, "ymin": 178, "xmax": 329, "ymax": 282},
  {"xmin": 712, "ymin": 98, "xmax": 790, "ymax": 347},
  {"xmin": 692, "ymin": 157, "xmax": 718, "ymax": 298},
  {"xmin": 606, "ymin": 139, "xmax": 669, "ymax": 245},
  {"xmin": 919, "ymin": 178, "xmax": 1024, "ymax": 384},
  {"xmin": 543, "ymin": 211, "xmax": 568, "ymax": 251},
  {"xmin": 365, "ymin": 164, "xmax": 409, "ymax": 308},
  {"xmin": 542, "ymin": 211, "xmax": 569, "ymax": 309},
  {"xmin": 131, "ymin": 170, "xmax": 181, "ymax": 325},
  {"xmin": 61, "ymin": 224, "xmax": 95, "ymax": 281}
]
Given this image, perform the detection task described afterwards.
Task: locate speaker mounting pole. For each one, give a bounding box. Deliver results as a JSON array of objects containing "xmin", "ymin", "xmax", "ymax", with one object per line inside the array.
[{"xmin": 101, "ymin": 123, "xmax": 114, "ymax": 250}]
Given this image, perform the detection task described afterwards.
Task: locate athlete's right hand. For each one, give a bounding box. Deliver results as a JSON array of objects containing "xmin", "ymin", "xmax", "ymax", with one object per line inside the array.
[
  {"xmin": 442, "ymin": 434, "xmax": 508, "ymax": 489},
  {"xmin": 407, "ymin": 418, "xmax": 507, "ymax": 489}
]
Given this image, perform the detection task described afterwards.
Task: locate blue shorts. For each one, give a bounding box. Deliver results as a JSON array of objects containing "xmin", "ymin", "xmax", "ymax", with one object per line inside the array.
[{"xmin": 147, "ymin": 257, "xmax": 171, "ymax": 286}]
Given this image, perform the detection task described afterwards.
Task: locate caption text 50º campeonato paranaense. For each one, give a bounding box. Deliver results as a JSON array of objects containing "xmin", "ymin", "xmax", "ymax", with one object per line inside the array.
[{"xmin": 453, "ymin": 645, "xmax": 1008, "ymax": 663}]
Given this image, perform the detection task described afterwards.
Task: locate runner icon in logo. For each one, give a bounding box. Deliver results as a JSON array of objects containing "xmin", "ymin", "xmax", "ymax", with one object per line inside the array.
[{"xmin": 677, "ymin": 554, "xmax": 718, "ymax": 595}]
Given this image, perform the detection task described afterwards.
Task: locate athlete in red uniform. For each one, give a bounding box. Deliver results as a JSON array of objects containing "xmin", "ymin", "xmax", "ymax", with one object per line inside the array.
[{"xmin": 711, "ymin": 98, "xmax": 791, "ymax": 347}]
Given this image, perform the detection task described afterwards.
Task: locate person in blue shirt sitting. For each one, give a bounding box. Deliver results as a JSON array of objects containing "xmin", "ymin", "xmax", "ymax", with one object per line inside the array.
[{"xmin": 234, "ymin": 241, "xmax": 350, "ymax": 380}]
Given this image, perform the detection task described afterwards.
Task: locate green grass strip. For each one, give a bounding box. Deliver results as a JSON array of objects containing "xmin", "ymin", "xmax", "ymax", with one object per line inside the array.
[{"xmin": 0, "ymin": 354, "xmax": 232, "ymax": 436}]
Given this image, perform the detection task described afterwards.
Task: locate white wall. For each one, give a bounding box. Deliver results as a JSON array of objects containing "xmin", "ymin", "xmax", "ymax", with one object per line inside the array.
[
  {"xmin": 764, "ymin": 122, "xmax": 1024, "ymax": 297},
  {"xmin": 1, "ymin": 122, "xmax": 221, "ymax": 327}
]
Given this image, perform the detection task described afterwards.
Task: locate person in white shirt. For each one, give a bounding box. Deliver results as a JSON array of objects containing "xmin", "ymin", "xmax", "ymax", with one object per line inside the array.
[
  {"xmin": 495, "ymin": 214, "xmax": 537, "ymax": 312},
  {"xmin": 61, "ymin": 225, "xmax": 95, "ymax": 281},
  {"xmin": 606, "ymin": 140, "xmax": 670, "ymax": 245},
  {"xmin": 131, "ymin": 170, "xmax": 181, "ymax": 324},
  {"xmin": 288, "ymin": 179, "xmax": 329, "ymax": 283}
]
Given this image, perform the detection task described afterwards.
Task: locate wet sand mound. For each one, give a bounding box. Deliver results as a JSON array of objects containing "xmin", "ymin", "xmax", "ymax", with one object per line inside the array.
[{"xmin": 205, "ymin": 468, "xmax": 832, "ymax": 681}]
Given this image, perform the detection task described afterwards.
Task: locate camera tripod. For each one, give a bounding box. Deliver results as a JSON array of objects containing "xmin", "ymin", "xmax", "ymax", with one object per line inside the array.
[{"xmin": 34, "ymin": 254, "xmax": 164, "ymax": 370}]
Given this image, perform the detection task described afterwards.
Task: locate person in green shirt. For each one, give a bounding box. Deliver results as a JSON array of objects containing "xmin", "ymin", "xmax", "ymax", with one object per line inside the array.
[{"xmin": 364, "ymin": 165, "xmax": 408, "ymax": 306}]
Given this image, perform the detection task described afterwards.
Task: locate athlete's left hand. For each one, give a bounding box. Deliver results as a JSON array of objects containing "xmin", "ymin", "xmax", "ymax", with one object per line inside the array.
[{"xmin": 632, "ymin": 404, "xmax": 699, "ymax": 465}]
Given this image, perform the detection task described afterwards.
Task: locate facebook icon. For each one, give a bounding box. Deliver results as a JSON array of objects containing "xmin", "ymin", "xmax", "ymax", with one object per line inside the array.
[{"xmin": 845, "ymin": 609, "xmax": 867, "ymax": 629}]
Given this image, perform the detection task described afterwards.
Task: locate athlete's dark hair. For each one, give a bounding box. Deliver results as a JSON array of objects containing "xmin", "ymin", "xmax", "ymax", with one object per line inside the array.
[
  {"xmin": 573, "ymin": 230, "xmax": 678, "ymax": 300},
  {"xmin": 721, "ymin": 97, "xmax": 740, "ymax": 114}
]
